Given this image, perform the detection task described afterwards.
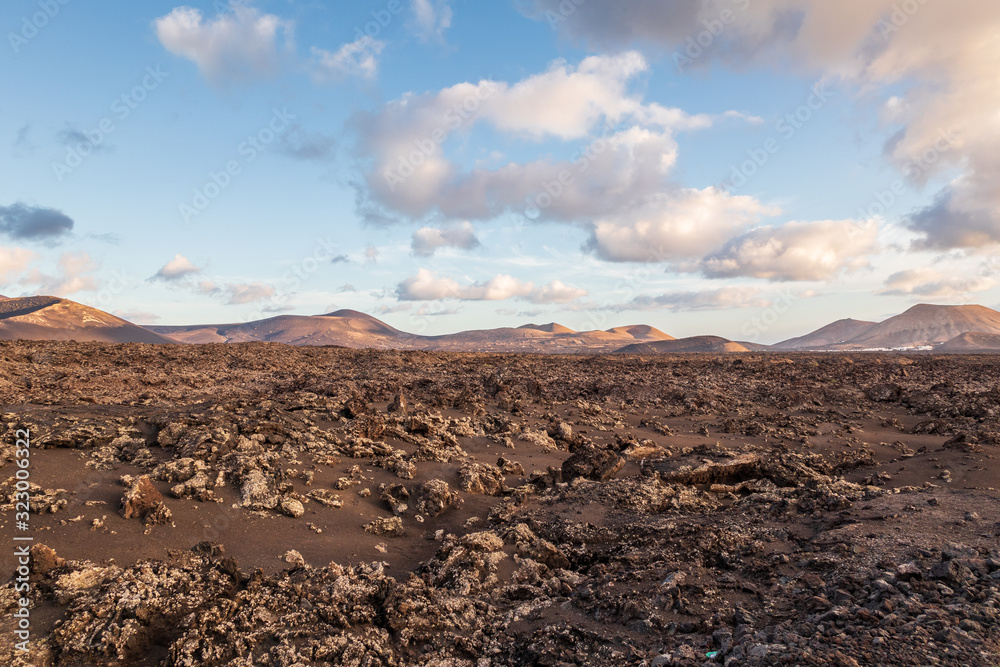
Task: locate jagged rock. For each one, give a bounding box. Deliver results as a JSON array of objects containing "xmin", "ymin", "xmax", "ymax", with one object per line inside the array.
[
  {"xmin": 120, "ymin": 475, "xmax": 166, "ymax": 521},
  {"xmin": 561, "ymin": 444, "xmax": 624, "ymax": 482},
  {"xmin": 388, "ymin": 390, "xmax": 407, "ymax": 414},
  {"xmin": 30, "ymin": 544, "xmax": 65, "ymax": 575},
  {"xmin": 239, "ymin": 469, "xmax": 278, "ymax": 510},
  {"xmin": 458, "ymin": 463, "xmax": 506, "ymax": 495},
  {"xmin": 280, "ymin": 497, "xmax": 305, "ymax": 518},
  {"xmin": 380, "ymin": 483, "xmax": 410, "ymax": 515},
  {"xmin": 365, "ymin": 516, "xmax": 405, "ymax": 537},
  {"xmin": 497, "ymin": 455, "xmax": 525, "ymax": 476},
  {"xmin": 415, "ymin": 479, "xmax": 462, "ymax": 517},
  {"xmin": 307, "ymin": 489, "xmax": 343, "ymax": 508}
]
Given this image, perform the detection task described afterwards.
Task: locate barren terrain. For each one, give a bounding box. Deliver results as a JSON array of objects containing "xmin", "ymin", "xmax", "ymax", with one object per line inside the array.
[{"xmin": 1, "ymin": 342, "xmax": 999, "ymax": 665}]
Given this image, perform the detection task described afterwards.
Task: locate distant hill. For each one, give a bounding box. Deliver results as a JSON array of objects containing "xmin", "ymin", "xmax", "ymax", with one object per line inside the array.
[
  {"xmin": 518, "ymin": 322, "xmax": 576, "ymax": 334},
  {"xmin": 774, "ymin": 318, "xmax": 877, "ymax": 350},
  {"xmin": 0, "ymin": 296, "xmax": 174, "ymax": 344},
  {"xmin": 938, "ymin": 331, "xmax": 1000, "ymax": 352},
  {"xmin": 152, "ymin": 311, "xmax": 677, "ymax": 353},
  {"xmin": 843, "ymin": 304, "xmax": 1000, "ymax": 349},
  {"xmin": 11, "ymin": 294, "xmax": 1000, "ymax": 354},
  {"xmin": 615, "ymin": 335, "xmax": 751, "ymax": 354},
  {"xmin": 606, "ymin": 325, "xmax": 674, "ymax": 341},
  {"xmin": 152, "ymin": 310, "xmax": 413, "ymax": 348}
]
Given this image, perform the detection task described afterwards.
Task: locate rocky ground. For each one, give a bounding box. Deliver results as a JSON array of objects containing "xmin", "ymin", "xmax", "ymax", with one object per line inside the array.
[{"xmin": 1, "ymin": 341, "xmax": 999, "ymax": 666}]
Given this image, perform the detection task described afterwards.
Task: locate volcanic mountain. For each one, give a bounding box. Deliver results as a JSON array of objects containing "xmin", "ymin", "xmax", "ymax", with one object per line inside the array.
[
  {"xmin": 773, "ymin": 318, "xmax": 878, "ymax": 350},
  {"xmin": 615, "ymin": 335, "xmax": 752, "ymax": 354},
  {"xmin": 841, "ymin": 304, "xmax": 1000, "ymax": 349},
  {"xmin": 151, "ymin": 309, "xmax": 413, "ymax": 347},
  {"xmin": 0, "ymin": 296, "xmax": 174, "ymax": 344},
  {"xmin": 152, "ymin": 312, "xmax": 676, "ymax": 353},
  {"xmin": 938, "ymin": 331, "xmax": 1000, "ymax": 352}
]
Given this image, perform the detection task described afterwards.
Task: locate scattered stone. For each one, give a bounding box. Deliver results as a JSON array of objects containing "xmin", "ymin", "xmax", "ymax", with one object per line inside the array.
[
  {"xmin": 458, "ymin": 463, "xmax": 506, "ymax": 495},
  {"xmin": 365, "ymin": 516, "xmax": 405, "ymax": 537},
  {"xmin": 561, "ymin": 444, "xmax": 624, "ymax": 482},
  {"xmin": 279, "ymin": 497, "xmax": 305, "ymax": 518}
]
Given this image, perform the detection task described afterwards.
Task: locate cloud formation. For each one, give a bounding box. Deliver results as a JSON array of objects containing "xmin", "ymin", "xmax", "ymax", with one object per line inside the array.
[
  {"xmin": 353, "ymin": 52, "xmax": 726, "ymax": 225},
  {"xmin": 608, "ymin": 286, "xmax": 770, "ymax": 312},
  {"xmin": 396, "ymin": 269, "xmax": 586, "ymax": 303},
  {"xmin": 151, "ymin": 254, "xmax": 202, "ymax": 281},
  {"xmin": 19, "ymin": 251, "xmax": 99, "ymax": 296},
  {"xmin": 154, "ymin": 6, "xmax": 293, "ymax": 82},
  {"xmin": 412, "ymin": 0, "xmax": 453, "ymax": 42},
  {"xmin": 0, "ymin": 246, "xmax": 36, "ymax": 282},
  {"xmin": 697, "ymin": 220, "xmax": 878, "ymax": 281},
  {"xmin": 520, "ymin": 0, "xmax": 1000, "ymax": 250},
  {"xmin": 0, "ymin": 203, "xmax": 74, "ymax": 241},
  {"xmin": 193, "ymin": 279, "xmax": 274, "ymax": 305},
  {"xmin": 310, "ymin": 37, "xmax": 385, "ymax": 82},
  {"xmin": 411, "ymin": 222, "xmax": 480, "ymax": 256},
  {"xmin": 879, "ymin": 268, "xmax": 997, "ymax": 298},
  {"xmin": 586, "ymin": 188, "xmax": 776, "ymax": 263}
]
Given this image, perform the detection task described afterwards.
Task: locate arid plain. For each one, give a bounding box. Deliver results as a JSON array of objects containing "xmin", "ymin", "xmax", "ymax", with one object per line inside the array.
[{"xmin": 2, "ymin": 341, "xmax": 999, "ymax": 666}]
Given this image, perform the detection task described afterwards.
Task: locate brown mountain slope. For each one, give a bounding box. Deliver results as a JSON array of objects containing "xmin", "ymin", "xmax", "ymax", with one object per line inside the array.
[
  {"xmin": 938, "ymin": 331, "xmax": 1000, "ymax": 352},
  {"xmin": 153, "ymin": 311, "xmax": 416, "ymax": 348},
  {"xmin": 844, "ymin": 304, "xmax": 1000, "ymax": 348},
  {"xmin": 773, "ymin": 318, "xmax": 878, "ymax": 350},
  {"xmin": 606, "ymin": 325, "xmax": 674, "ymax": 341},
  {"xmin": 0, "ymin": 296, "xmax": 174, "ymax": 344},
  {"xmin": 517, "ymin": 322, "xmax": 576, "ymax": 334},
  {"xmin": 153, "ymin": 311, "xmax": 682, "ymax": 353},
  {"xmin": 615, "ymin": 335, "xmax": 751, "ymax": 354}
]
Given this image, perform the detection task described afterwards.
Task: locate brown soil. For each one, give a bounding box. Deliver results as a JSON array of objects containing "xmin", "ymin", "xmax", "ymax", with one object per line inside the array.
[{"xmin": 1, "ymin": 342, "xmax": 999, "ymax": 666}]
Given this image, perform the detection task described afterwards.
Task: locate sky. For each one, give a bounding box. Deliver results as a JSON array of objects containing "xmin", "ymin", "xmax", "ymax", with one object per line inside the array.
[{"xmin": 1, "ymin": 0, "xmax": 999, "ymax": 343}]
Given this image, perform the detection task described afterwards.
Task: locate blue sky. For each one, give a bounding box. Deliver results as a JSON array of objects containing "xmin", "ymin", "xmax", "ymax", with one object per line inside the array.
[{"xmin": 2, "ymin": 0, "xmax": 998, "ymax": 343}]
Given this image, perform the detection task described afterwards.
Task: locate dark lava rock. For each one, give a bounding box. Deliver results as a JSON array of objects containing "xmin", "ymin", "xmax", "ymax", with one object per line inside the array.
[
  {"xmin": 415, "ymin": 479, "xmax": 462, "ymax": 517},
  {"xmin": 561, "ymin": 444, "xmax": 624, "ymax": 482},
  {"xmin": 120, "ymin": 475, "xmax": 170, "ymax": 524}
]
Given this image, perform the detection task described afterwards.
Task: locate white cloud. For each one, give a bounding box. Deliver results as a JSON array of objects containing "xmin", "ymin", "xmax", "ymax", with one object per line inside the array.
[
  {"xmin": 879, "ymin": 268, "xmax": 997, "ymax": 298},
  {"xmin": 354, "ymin": 53, "xmax": 725, "ymax": 224},
  {"xmin": 519, "ymin": 0, "xmax": 1000, "ymax": 250},
  {"xmin": 224, "ymin": 282, "xmax": 275, "ymax": 305},
  {"xmin": 411, "ymin": 221, "xmax": 480, "ymax": 256},
  {"xmin": 0, "ymin": 246, "xmax": 36, "ymax": 281},
  {"xmin": 587, "ymin": 187, "xmax": 777, "ymax": 263},
  {"xmin": 698, "ymin": 220, "xmax": 879, "ymax": 281},
  {"xmin": 396, "ymin": 269, "xmax": 586, "ymax": 303},
  {"xmin": 154, "ymin": 6, "xmax": 293, "ymax": 83},
  {"xmin": 20, "ymin": 251, "xmax": 99, "ymax": 296},
  {"xmin": 310, "ymin": 37, "xmax": 385, "ymax": 82},
  {"xmin": 412, "ymin": 0, "xmax": 453, "ymax": 42},
  {"xmin": 152, "ymin": 254, "xmax": 201, "ymax": 281},
  {"xmin": 609, "ymin": 286, "xmax": 770, "ymax": 312},
  {"xmin": 525, "ymin": 280, "xmax": 588, "ymax": 304}
]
